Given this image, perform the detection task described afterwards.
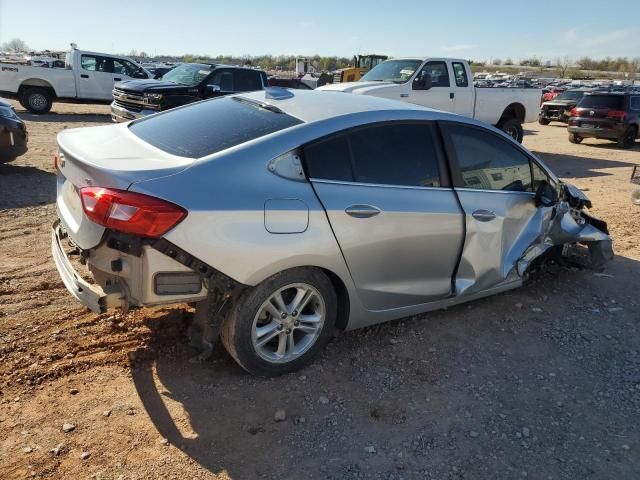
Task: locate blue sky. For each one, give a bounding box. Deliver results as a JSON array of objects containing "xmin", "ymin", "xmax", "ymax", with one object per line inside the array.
[{"xmin": 1, "ymin": 0, "xmax": 639, "ymax": 60}]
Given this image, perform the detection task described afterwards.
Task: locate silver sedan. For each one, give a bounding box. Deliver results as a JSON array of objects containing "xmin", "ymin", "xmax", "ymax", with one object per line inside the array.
[{"xmin": 52, "ymin": 89, "xmax": 612, "ymax": 376}]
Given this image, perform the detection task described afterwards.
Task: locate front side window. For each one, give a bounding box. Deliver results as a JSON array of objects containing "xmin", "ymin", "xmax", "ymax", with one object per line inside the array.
[
  {"xmin": 452, "ymin": 62, "xmax": 468, "ymax": 87},
  {"xmin": 113, "ymin": 59, "xmax": 137, "ymax": 76},
  {"xmin": 161, "ymin": 63, "xmax": 213, "ymax": 86},
  {"xmin": 304, "ymin": 123, "xmax": 440, "ymax": 188},
  {"xmin": 234, "ymin": 70, "xmax": 262, "ymax": 91},
  {"xmin": 443, "ymin": 124, "xmax": 532, "ymax": 192},
  {"xmin": 419, "ymin": 61, "xmax": 450, "ymax": 88}
]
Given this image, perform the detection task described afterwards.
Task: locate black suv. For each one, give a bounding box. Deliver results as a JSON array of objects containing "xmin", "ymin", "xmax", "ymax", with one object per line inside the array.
[
  {"xmin": 111, "ymin": 63, "xmax": 268, "ymax": 122},
  {"xmin": 539, "ymin": 89, "xmax": 590, "ymax": 125},
  {"xmin": 568, "ymin": 92, "xmax": 640, "ymax": 148}
]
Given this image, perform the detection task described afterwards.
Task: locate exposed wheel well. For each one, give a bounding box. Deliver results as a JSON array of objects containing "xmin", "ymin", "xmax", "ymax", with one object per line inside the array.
[
  {"xmin": 319, "ymin": 268, "xmax": 350, "ymax": 331},
  {"xmin": 18, "ymin": 80, "xmax": 56, "ymax": 98},
  {"xmin": 499, "ymin": 102, "xmax": 525, "ymax": 124}
]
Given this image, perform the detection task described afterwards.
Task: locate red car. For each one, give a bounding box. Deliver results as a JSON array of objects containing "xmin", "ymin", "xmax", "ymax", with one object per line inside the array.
[{"xmin": 542, "ymin": 87, "xmax": 566, "ymax": 103}]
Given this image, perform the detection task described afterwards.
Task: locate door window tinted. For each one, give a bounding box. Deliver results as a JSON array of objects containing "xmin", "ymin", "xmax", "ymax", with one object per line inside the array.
[
  {"xmin": 531, "ymin": 161, "xmax": 549, "ymax": 191},
  {"xmin": 579, "ymin": 95, "xmax": 623, "ymax": 109},
  {"xmin": 452, "ymin": 62, "xmax": 468, "ymax": 87},
  {"xmin": 420, "ymin": 61, "xmax": 450, "ymax": 87},
  {"xmin": 304, "ymin": 135, "xmax": 353, "ymax": 182},
  {"xmin": 304, "ymin": 123, "xmax": 440, "ymax": 187},
  {"xmin": 349, "ymin": 124, "xmax": 440, "ymax": 187},
  {"xmin": 113, "ymin": 59, "xmax": 138, "ymax": 76},
  {"xmin": 444, "ymin": 124, "xmax": 532, "ymax": 192},
  {"xmin": 630, "ymin": 96, "xmax": 640, "ymax": 110},
  {"xmin": 234, "ymin": 70, "xmax": 262, "ymax": 91},
  {"xmin": 210, "ymin": 70, "xmax": 235, "ymax": 91}
]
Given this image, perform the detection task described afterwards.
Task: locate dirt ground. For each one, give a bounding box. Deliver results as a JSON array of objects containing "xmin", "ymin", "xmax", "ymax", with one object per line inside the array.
[{"xmin": 1, "ymin": 101, "xmax": 639, "ymax": 480}]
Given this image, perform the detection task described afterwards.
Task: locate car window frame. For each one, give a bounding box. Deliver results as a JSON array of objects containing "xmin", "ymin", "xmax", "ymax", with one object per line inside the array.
[
  {"xmin": 301, "ymin": 120, "xmax": 451, "ymax": 189},
  {"xmin": 438, "ymin": 120, "xmax": 551, "ymax": 195},
  {"xmin": 416, "ymin": 61, "xmax": 451, "ymax": 88}
]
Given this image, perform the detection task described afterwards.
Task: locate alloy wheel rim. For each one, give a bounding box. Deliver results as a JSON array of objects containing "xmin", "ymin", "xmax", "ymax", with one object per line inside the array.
[{"xmin": 251, "ymin": 283, "xmax": 325, "ymax": 364}]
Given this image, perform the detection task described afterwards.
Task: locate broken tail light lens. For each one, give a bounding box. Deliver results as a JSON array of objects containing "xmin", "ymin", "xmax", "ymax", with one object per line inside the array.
[
  {"xmin": 606, "ymin": 110, "xmax": 626, "ymax": 122},
  {"xmin": 79, "ymin": 187, "xmax": 187, "ymax": 238}
]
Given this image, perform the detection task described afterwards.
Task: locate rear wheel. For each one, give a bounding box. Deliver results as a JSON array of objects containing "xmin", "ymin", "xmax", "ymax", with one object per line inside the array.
[
  {"xmin": 220, "ymin": 268, "xmax": 337, "ymax": 376},
  {"xmin": 568, "ymin": 133, "xmax": 583, "ymax": 144},
  {"xmin": 538, "ymin": 118, "xmax": 550, "ymax": 126},
  {"xmin": 21, "ymin": 88, "xmax": 52, "ymax": 114},
  {"xmin": 617, "ymin": 126, "xmax": 637, "ymax": 149},
  {"xmin": 498, "ymin": 117, "xmax": 524, "ymax": 143}
]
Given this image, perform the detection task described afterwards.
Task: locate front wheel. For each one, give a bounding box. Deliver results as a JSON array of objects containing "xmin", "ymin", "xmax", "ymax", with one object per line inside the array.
[
  {"xmin": 568, "ymin": 133, "xmax": 583, "ymax": 144},
  {"xmin": 538, "ymin": 118, "xmax": 550, "ymax": 126},
  {"xmin": 498, "ymin": 117, "xmax": 524, "ymax": 143},
  {"xmin": 220, "ymin": 268, "xmax": 337, "ymax": 376}
]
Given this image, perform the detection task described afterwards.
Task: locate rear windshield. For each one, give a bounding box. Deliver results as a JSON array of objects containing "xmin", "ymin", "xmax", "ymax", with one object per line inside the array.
[
  {"xmin": 129, "ymin": 97, "xmax": 303, "ymax": 158},
  {"xmin": 579, "ymin": 95, "xmax": 624, "ymax": 109}
]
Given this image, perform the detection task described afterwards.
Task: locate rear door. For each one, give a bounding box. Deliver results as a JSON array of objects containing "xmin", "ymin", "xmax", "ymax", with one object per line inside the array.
[
  {"xmin": 77, "ymin": 54, "xmax": 117, "ymax": 100},
  {"xmin": 304, "ymin": 121, "xmax": 464, "ymax": 311},
  {"xmin": 440, "ymin": 122, "xmax": 548, "ymax": 296},
  {"xmin": 450, "ymin": 61, "xmax": 474, "ymax": 116}
]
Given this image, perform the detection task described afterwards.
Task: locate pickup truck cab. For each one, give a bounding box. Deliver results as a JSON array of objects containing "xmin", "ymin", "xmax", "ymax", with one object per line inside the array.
[
  {"xmin": 318, "ymin": 58, "xmax": 540, "ymax": 142},
  {"xmin": 110, "ymin": 64, "xmax": 268, "ymax": 122},
  {"xmin": 0, "ymin": 47, "xmax": 150, "ymax": 114}
]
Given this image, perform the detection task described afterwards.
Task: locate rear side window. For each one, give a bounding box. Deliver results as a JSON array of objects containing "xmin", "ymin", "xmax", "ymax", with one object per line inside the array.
[
  {"xmin": 443, "ymin": 124, "xmax": 532, "ymax": 192},
  {"xmin": 304, "ymin": 123, "xmax": 440, "ymax": 187},
  {"xmin": 129, "ymin": 97, "xmax": 302, "ymax": 158},
  {"xmin": 630, "ymin": 96, "xmax": 640, "ymax": 110},
  {"xmin": 452, "ymin": 62, "xmax": 468, "ymax": 87},
  {"xmin": 234, "ymin": 70, "xmax": 262, "ymax": 91},
  {"xmin": 209, "ymin": 70, "xmax": 235, "ymax": 92},
  {"xmin": 579, "ymin": 95, "xmax": 624, "ymax": 109}
]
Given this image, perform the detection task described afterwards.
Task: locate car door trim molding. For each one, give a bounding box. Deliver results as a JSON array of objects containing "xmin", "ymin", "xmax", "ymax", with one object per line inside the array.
[{"xmin": 309, "ymin": 178, "xmax": 447, "ymax": 191}]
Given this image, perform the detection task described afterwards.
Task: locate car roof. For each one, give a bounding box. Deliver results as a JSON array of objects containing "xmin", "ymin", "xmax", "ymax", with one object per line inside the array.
[{"xmin": 235, "ymin": 89, "xmax": 449, "ymax": 124}]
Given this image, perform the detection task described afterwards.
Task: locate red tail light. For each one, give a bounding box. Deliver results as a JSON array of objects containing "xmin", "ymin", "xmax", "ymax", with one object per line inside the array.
[
  {"xmin": 569, "ymin": 107, "xmax": 579, "ymax": 117},
  {"xmin": 79, "ymin": 187, "xmax": 187, "ymax": 238},
  {"xmin": 606, "ymin": 110, "xmax": 626, "ymax": 121}
]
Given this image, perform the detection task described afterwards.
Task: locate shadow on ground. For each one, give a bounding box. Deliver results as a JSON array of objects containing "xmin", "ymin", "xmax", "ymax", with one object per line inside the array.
[
  {"xmin": 0, "ymin": 163, "xmax": 56, "ymax": 208},
  {"xmin": 17, "ymin": 111, "xmax": 112, "ymax": 123},
  {"xmin": 130, "ymin": 255, "xmax": 640, "ymax": 479},
  {"xmin": 532, "ymin": 150, "xmax": 637, "ymax": 179}
]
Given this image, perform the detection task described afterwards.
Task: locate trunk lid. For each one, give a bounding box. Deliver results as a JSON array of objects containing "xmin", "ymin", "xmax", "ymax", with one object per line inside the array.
[{"xmin": 56, "ymin": 122, "xmax": 194, "ymax": 249}]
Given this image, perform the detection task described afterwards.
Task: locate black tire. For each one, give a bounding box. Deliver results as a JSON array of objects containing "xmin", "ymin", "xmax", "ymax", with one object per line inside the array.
[
  {"xmin": 220, "ymin": 267, "xmax": 337, "ymax": 376},
  {"xmin": 538, "ymin": 118, "xmax": 550, "ymax": 126},
  {"xmin": 21, "ymin": 88, "xmax": 52, "ymax": 114},
  {"xmin": 498, "ymin": 117, "xmax": 524, "ymax": 143},
  {"xmin": 568, "ymin": 133, "xmax": 583, "ymax": 144},
  {"xmin": 616, "ymin": 126, "xmax": 637, "ymax": 149}
]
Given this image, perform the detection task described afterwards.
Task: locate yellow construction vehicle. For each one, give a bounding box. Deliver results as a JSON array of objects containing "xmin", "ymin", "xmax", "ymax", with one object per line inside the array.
[{"xmin": 332, "ymin": 54, "xmax": 388, "ymax": 83}]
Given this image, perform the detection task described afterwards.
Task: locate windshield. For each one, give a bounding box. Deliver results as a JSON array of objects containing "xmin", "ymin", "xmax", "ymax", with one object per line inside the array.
[
  {"xmin": 360, "ymin": 59, "xmax": 422, "ymax": 83},
  {"xmin": 161, "ymin": 63, "xmax": 213, "ymax": 86},
  {"xmin": 555, "ymin": 90, "xmax": 585, "ymax": 101}
]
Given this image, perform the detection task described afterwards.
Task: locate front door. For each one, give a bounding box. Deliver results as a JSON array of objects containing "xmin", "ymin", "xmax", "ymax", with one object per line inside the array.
[
  {"xmin": 303, "ymin": 122, "xmax": 464, "ymax": 311},
  {"xmin": 409, "ymin": 60, "xmax": 455, "ymax": 112},
  {"xmin": 440, "ymin": 122, "xmax": 547, "ymax": 296}
]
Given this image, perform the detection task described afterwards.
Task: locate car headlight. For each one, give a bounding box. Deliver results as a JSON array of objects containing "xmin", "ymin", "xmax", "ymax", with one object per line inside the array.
[{"xmin": 143, "ymin": 93, "xmax": 163, "ymax": 104}]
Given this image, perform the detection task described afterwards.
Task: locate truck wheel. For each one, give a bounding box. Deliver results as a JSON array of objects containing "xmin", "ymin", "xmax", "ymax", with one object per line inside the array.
[
  {"xmin": 616, "ymin": 126, "xmax": 637, "ymax": 149},
  {"xmin": 498, "ymin": 118, "xmax": 523, "ymax": 143},
  {"xmin": 220, "ymin": 267, "xmax": 337, "ymax": 376},
  {"xmin": 568, "ymin": 133, "xmax": 583, "ymax": 144},
  {"xmin": 538, "ymin": 118, "xmax": 550, "ymax": 126},
  {"xmin": 22, "ymin": 88, "xmax": 52, "ymax": 114}
]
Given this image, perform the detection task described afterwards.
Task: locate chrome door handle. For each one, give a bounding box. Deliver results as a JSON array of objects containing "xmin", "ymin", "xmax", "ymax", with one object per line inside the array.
[
  {"xmin": 472, "ymin": 209, "xmax": 496, "ymax": 221},
  {"xmin": 345, "ymin": 204, "xmax": 381, "ymax": 218}
]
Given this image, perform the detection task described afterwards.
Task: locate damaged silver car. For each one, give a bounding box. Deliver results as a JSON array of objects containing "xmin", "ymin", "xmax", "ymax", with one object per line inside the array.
[{"xmin": 51, "ymin": 89, "xmax": 613, "ymax": 376}]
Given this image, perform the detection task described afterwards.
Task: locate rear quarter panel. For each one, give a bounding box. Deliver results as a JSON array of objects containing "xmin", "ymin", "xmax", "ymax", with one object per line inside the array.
[
  {"xmin": 0, "ymin": 63, "xmax": 76, "ymax": 97},
  {"xmin": 474, "ymin": 88, "xmax": 542, "ymax": 124}
]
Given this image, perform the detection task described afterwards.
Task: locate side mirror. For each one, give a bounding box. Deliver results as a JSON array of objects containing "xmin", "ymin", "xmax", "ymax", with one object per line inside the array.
[
  {"xmin": 535, "ymin": 180, "xmax": 558, "ymax": 207},
  {"xmin": 206, "ymin": 84, "xmax": 222, "ymax": 96},
  {"xmin": 133, "ymin": 68, "xmax": 148, "ymax": 79},
  {"xmin": 413, "ymin": 72, "xmax": 432, "ymax": 90}
]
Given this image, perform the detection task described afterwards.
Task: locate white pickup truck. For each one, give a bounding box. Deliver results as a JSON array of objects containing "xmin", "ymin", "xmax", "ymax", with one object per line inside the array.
[
  {"xmin": 0, "ymin": 47, "xmax": 151, "ymax": 114},
  {"xmin": 318, "ymin": 58, "xmax": 541, "ymax": 142}
]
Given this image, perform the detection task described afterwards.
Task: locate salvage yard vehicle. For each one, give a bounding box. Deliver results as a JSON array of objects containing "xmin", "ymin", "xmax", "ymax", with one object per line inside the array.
[
  {"xmin": 317, "ymin": 58, "xmax": 540, "ymax": 142},
  {"xmin": 52, "ymin": 89, "xmax": 613, "ymax": 376},
  {"xmin": 0, "ymin": 46, "xmax": 151, "ymax": 114},
  {"xmin": 539, "ymin": 89, "xmax": 591, "ymax": 125},
  {"xmin": 568, "ymin": 92, "xmax": 640, "ymax": 148},
  {"xmin": 110, "ymin": 64, "xmax": 268, "ymax": 122},
  {"xmin": 0, "ymin": 97, "xmax": 28, "ymax": 162},
  {"xmin": 332, "ymin": 54, "xmax": 389, "ymax": 83}
]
